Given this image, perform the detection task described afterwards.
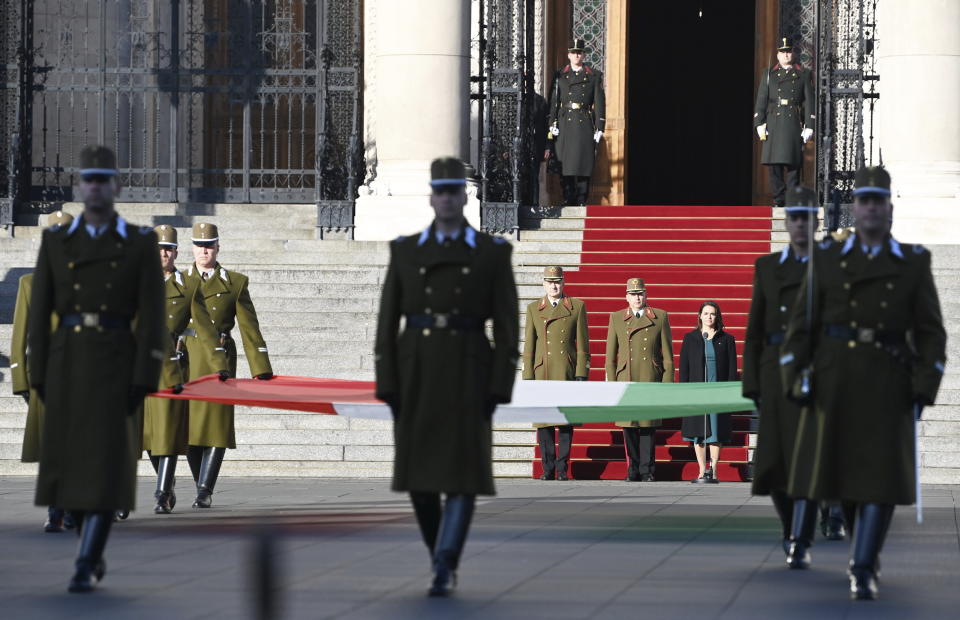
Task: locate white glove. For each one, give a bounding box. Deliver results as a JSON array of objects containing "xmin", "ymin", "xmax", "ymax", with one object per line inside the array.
[
  {"xmin": 801, "ymin": 127, "xmax": 814, "ymax": 143},
  {"xmin": 756, "ymin": 124, "xmax": 767, "ymax": 140},
  {"xmin": 594, "ymin": 130, "xmax": 603, "ymax": 143},
  {"xmin": 549, "ymin": 125, "xmax": 560, "ymax": 137}
]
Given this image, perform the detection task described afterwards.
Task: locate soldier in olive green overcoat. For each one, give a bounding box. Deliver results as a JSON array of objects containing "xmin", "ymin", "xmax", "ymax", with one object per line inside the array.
[
  {"xmin": 142, "ymin": 225, "xmax": 227, "ymax": 514},
  {"xmin": 375, "ymin": 157, "xmax": 519, "ymax": 597},
  {"xmin": 754, "ymin": 37, "xmax": 815, "ymax": 208},
  {"xmin": 183, "ymin": 222, "xmax": 273, "ymax": 509},
  {"xmin": 548, "ymin": 38, "xmax": 606, "ymax": 206},
  {"xmin": 29, "ymin": 145, "xmax": 166, "ymax": 592},
  {"xmin": 605, "ymin": 278, "xmax": 674, "ymax": 481},
  {"xmin": 743, "ymin": 186, "xmax": 833, "ymax": 566},
  {"xmin": 779, "ymin": 167, "xmax": 947, "ymax": 600},
  {"xmin": 522, "ymin": 265, "xmax": 590, "ymax": 480},
  {"xmin": 10, "ymin": 212, "xmax": 73, "ymax": 533}
]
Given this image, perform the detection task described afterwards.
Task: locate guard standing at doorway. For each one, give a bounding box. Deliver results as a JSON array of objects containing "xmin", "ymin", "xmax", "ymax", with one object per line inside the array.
[
  {"xmin": 606, "ymin": 278, "xmax": 674, "ymax": 481},
  {"xmin": 29, "ymin": 145, "xmax": 166, "ymax": 592},
  {"xmin": 522, "ymin": 265, "xmax": 590, "ymax": 481},
  {"xmin": 779, "ymin": 167, "xmax": 947, "ymax": 600},
  {"xmin": 754, "ymin": 36, "xmax": 815, "ymax": 208},
  {"xmin": 548, "ymin": 38, "xmax": 606, "ymax": 206},
  {"xmin": 375, "ymin": 157, "xmax": 519, "ymax": 597}
]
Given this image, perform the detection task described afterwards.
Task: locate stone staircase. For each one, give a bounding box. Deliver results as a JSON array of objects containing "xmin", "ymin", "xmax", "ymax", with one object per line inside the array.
[{"xmin": 1, "ymin": 203, "xmax": 956, "ymax": 483}]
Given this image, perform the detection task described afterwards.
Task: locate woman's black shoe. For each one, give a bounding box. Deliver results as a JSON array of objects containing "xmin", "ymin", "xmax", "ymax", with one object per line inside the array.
[{"xmin": 691, "ymin": 475, "xmax": 707, "ymax": 484}]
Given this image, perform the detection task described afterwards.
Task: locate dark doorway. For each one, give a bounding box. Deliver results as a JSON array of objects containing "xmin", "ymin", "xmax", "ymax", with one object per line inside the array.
[{"xmin": 627, "ymin": 0, "xmax": 755, "ymax": 205}]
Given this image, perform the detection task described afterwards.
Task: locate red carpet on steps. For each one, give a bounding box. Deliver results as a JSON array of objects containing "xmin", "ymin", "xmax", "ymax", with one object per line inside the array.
[{"xmin": 532, "ymin": 205, "xmax": 772, "ymax": 482}]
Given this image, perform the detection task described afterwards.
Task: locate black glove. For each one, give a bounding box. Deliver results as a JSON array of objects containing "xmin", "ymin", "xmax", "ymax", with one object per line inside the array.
[
  {"xmin": 574, "ymin": 377, "xmax": 587, "ymax": 382},
  {"xmin": 127, "ymin": 385, "xmax": 152, "ymax": 415},
  {"xmin": 255, "ymin": 372, "xmax": 274, "ymax": 381},
  {"xmin": 218, "ymin": 370, "xmax": 230, "ymax": 381},
  {"xmin": 172, "ymin": 384, "xmax": 184, "ymax": 395},
  {"xmin": 16, "ymin": 391, "xmax": 30, "ymax": 405}
]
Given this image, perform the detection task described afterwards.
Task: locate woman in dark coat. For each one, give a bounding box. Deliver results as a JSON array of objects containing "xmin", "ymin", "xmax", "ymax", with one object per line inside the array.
[{"xmin": 680, "ymin": 302, "xmax": 738, "ymax": 483}]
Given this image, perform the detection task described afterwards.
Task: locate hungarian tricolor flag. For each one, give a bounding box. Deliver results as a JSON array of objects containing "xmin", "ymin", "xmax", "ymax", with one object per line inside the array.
[{"xmin": 151, "ymin": 375, "xmax": 754, "ymax": 424}]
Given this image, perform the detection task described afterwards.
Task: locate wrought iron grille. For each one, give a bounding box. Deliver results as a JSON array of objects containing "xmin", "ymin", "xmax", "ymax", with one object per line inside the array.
[
  {"xmin": 780, "ymin": 0, "xmax": 818, "ymax": 68},
  {"xmin": 475, "ymin": 0, "xmax": 535, "ymax": 235},
  {"xmin": 816, "ymin": 0, "xmax": 878, "ymax": 227},
  {"xmin": 570, "ymin": 0, "xmax": 607, "ymax": 87},
  {"xmin": 0, "ymin": 0, "xmax": 361, "ymax": 229}
]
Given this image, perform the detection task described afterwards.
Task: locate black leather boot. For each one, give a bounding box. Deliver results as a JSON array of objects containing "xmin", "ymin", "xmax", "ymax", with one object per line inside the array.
[
  {"xmin": 786, "ymin": 498, "xmax": 817, "ymax": 569},
  {"xmin": 410, "ymin": 492, "xmax": 442, "ymax": 559},
  {"xmin": 428, "ymin": 494, "xmax": 476, "ymax": 597},
  {"xmin": 820, "ymin": 503, "xmax": 846, "ymax": 540},
  {"xmin": 770, "ymin": 490, "xmax": 794, "ymax": 555},
  {"xmin": 186, "ymin": 445, "xmax": 204, "ymax": 485},
  {"xmin": 68, "ymin": 512, "xmax": 112, "ymax": 593},
  {"xmin": 45, "ymin": 507, "xmax": 65, "ymax": 533},
  {"xmin": 193, "ymin": 447, "xmax": 225, "ymax": 508},
  {"xmin": 848, "ymin": 503, "xmax": 894, "ymax": 600},
  {"xmin": 154, "ymin": 455, "xmax": 178, "ymax": 514}
]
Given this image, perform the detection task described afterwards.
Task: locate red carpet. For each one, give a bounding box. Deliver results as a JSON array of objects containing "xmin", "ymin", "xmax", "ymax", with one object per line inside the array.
[{"xmin": 533, "ymin": 205, "xmax": 772, "ymax": 481}]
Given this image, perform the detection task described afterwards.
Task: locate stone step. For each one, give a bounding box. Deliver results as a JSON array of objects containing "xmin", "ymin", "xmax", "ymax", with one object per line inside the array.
[{"xmin": 0, "ymin": 459, "xmax": 535, "ymax": 478}]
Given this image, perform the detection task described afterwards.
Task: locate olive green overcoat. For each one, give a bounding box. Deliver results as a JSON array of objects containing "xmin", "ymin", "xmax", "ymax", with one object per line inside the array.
[
  {"xmin": 743, "ymin": 248, "xmax": 806, "ymax": 495},
  {"xmin": 522, "ymin": 295, "xmax": 590, "ymax": 428},
  {"xmin": 29, "ymin": 215, "xmax": 165, "ymax": 512},
  {"xmin": 142, "ymin": 270, "xmax": 227, "ymax": 456},
  {"xmin": 10, "ymin": 274, "xmax": 45, "ymax": 463},
  {"xmin": 780, "ymin": 235, "xmax": 947, "ymax": 505},
  {"xmin": 754, "ymin": 63, "xmax": 815, "ymax": 167},
  {"xmin": 605, "ymin": 307, "xmax": 674, "ymax": 428},
  {"xmin": 182, "ymin": 262, "xmax": 272, "ymax": 448},
  {"xmin": 548, "ymin": 64, "xmax": 606, "ymax": 177},
  {"xmin": 375, "ymin": 223, "xmax": 519, "ymax": 496}
]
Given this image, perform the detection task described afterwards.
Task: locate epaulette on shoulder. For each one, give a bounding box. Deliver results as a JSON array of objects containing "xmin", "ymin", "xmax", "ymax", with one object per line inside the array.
[
  {"xmin": 911, "ymin": 243, "xmax": 928, "ymax": 255},
  {"xmin": 392, "ymin": 235, "xmax": 407, "ymax": 243},
  {"xmin": 492, "ymin": 236, "xmax": 508, "ymax": 245},
  {"xmin": 139, "ymin": 225, "xmax": 153, "ymax": 235},
  {"xmin": 48, "ymin": 224, "xmax": 63, "ymax": 232},
  {"xmin": 818, "ymin": 238, "xmax": 834, "ymax": 250}
]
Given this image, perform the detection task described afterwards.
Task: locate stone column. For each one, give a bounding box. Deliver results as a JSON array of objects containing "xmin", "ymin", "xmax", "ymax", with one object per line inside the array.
[
  {"xmin": 355, "ymin": 0, "xmax": 478, "ymax": 240},
  {"xmin": 879, "ymin": 0, "xmax": 960, "ymax": 243}
]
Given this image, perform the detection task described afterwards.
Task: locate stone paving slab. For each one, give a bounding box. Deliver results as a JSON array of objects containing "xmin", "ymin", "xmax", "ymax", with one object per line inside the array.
[{"xmin": 0, "ymin": 477, "xmax": 957, "ymax": 620}]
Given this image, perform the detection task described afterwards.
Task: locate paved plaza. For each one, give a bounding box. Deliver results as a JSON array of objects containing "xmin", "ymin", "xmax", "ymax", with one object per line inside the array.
[{"xmin": 0, "ymin": 477, "xmax": 957, "ymax": 619}]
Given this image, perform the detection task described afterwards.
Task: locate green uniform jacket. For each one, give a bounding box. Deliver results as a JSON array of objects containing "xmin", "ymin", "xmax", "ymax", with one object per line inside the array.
[
  {"xmin": 142, "ymin": 270, "xmax": 227, "ymax": 456},
  {"xmin": 183, "ymin": 262, "xmax": 272, "ymax": 449},
  {"xmin": 754, "ymin": 63, "xmax": 814, "ymax": 167},
  {"xmin": 11, "ymin": 274, "xmax": 45, "ymax": 463},
  {"xmin": 605, "ymin": 307, "xmax": 674, "ymax": 428},
  {"xmin": 522, "ymin": 295, "xmax": 590, "ymax": 428},
  {"xmin": 780, "ymin": 235, "xmax": 947, "ymax": 505},
  {"xmin": 375, "ymin": 224, "xmax": 519, "ymax": 496},
  {"xmin": 548, "ymin": 64, "xmax": 606, "ymax": 177},
  {"xmin": 29, "ymin": 215, "xmax": 165, "ymax": 512},
  {"xmin": 743, "ymin": 248, "xmax": 807, "ymax": 495}
]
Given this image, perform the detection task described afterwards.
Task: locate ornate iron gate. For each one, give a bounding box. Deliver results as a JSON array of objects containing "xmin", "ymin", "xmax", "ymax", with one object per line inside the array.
[
  {"xmin": 0, "ymin": 0, "xmax": 361, "ymax": 231},
  {"xmin": 816, "ymin": 0, "xmax": 878, "ymax": 227},
  {"xmin": 474, "ymin": 0, "xmax": 535, "ymax": 234}
]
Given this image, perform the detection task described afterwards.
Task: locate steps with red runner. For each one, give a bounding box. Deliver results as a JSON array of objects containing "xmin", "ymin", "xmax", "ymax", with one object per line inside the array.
[{"xmin": 533, "ymin": 205, "xmax": 771, "ymax": 482}]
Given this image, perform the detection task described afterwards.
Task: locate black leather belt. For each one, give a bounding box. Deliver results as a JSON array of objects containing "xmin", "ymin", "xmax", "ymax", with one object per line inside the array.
[
  {"xmin": 565, "ymin": 102, "xmax": 590, "ymax": 110},
  {"xmin": 61, "ymin": 312, "xmax": 131, "ymax": 330},
  {"xmin": 406, "ymin": 314, "xmax": 484, "ymax": 331},
  {"xmin": 824, "ymin": 324, "xmax": 905, "ymax": 346},
  {"xmin": 765, "ymin": 332, "xmax": 785, "ymax": 346}
]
